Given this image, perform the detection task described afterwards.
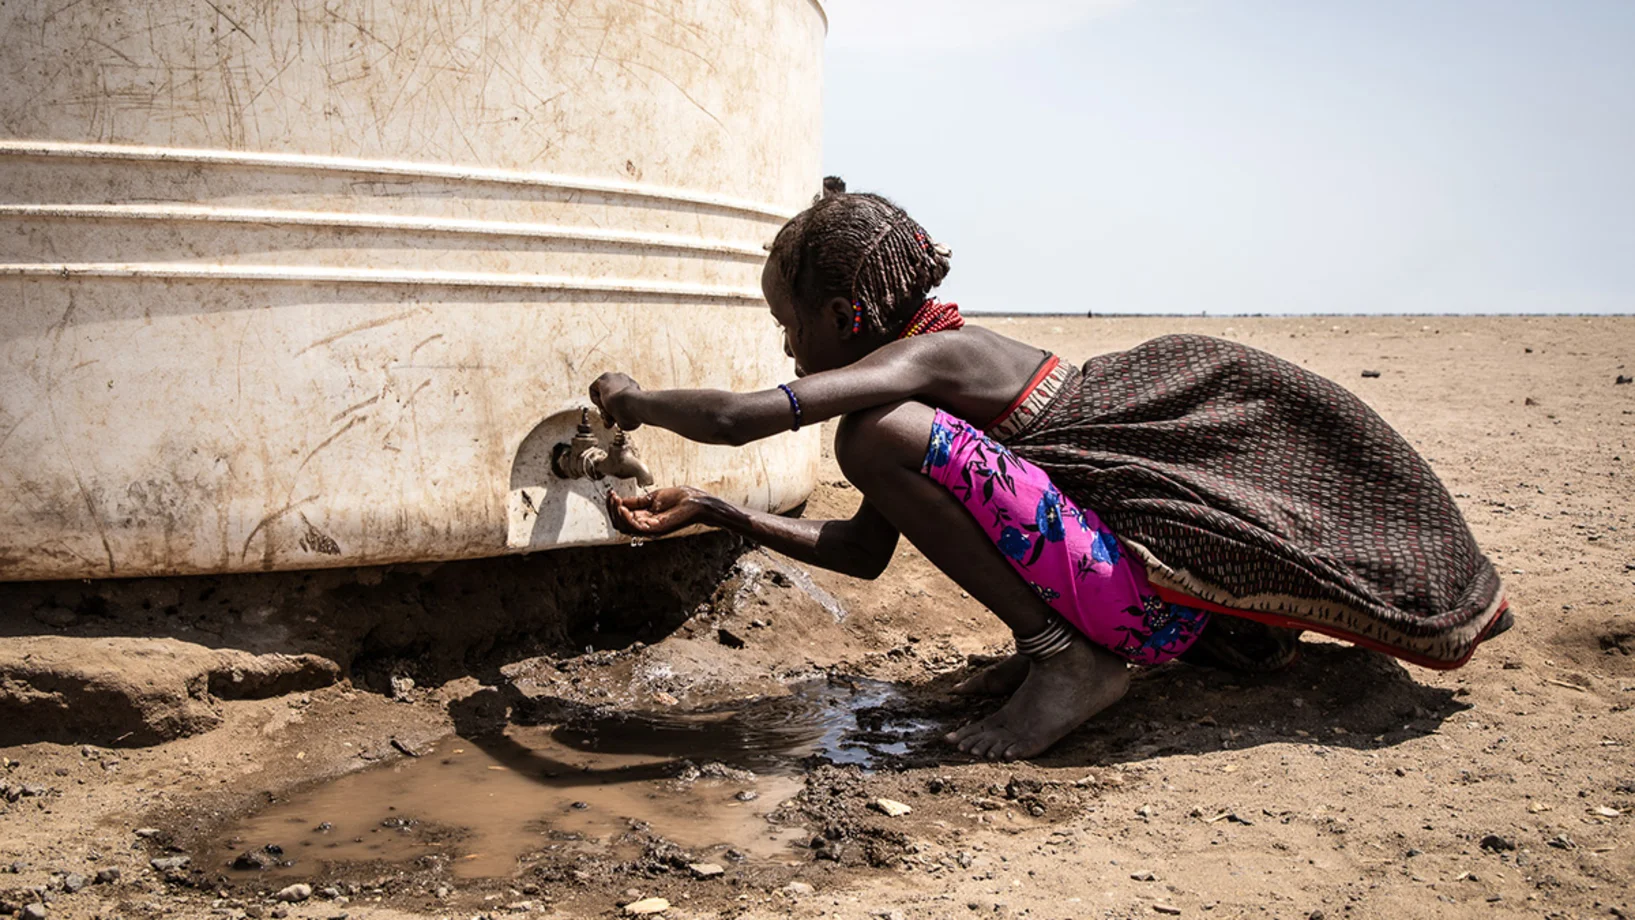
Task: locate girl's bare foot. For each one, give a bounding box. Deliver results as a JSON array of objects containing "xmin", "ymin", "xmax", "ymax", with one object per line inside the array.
[
  {"xmin": 952, "ymin": 653, "xmax": 1031, "ymax": 697},
  {"xmin": 945, "ymin": 635, "xmax": 1128, "ymax": 761}
]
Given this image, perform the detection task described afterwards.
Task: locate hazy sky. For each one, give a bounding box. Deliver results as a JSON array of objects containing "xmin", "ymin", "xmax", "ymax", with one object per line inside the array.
[{"xmin": 820, "ymin": 1, "xmax": 1635, "ymax": 315}]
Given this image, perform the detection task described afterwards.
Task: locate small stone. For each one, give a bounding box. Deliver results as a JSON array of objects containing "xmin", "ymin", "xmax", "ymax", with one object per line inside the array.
[
  {"xmin": 1361, "ymin": 370, "xmax": 1382, "ymax": 378},
  {"xmin": 21, "ymin": 903, "xmax": 47, "ymax": 920},
  {"xmin": 275, "ymin": 884, "xmax": 312, "ymax": 903},
  {"xmin": 687, "ymin": 863, "xmax": 724, "ymax": 879},
  {"xmin": 872, "ymin": 798, "xmax": 912, "ymax": 817},
  {"xmin": 232, "ymin": 850, "xmax": 274, "ymax": 871},
  {"xmin": 783, "ymin": 882, "xmax": 815, "ymax": 896},
  {"xmin": 1617, "ymin": 375, "xmax": 1633, "ymax": 385},
  {"xmin": 1547, "ymin": 834, "xmax": 1576, "ymax": 850},
  {"xmin": 60, "ymin": 873, "xmax": 86, "ymax": 893},
  {"xmin": 733, "ymin": 790, "xmax": 758, "ymax": 802},
  {"xmin": 1154, "ymin": 906, "xmax": 1182, "ymax": 916},
  {"xmin": 1131, "ymin": 870, "xmax": 1158, "ymax": 881},
  {"xmin": 623, "ymin": 897, "xmax": 670, "ymax": 915},
  {"xmin": 1479, "ymin": 834, "xmax": 1516, "ymax": 852},
  {"xmin": 149, "ymin": 856, "xmax": 190, "ymax": 872},
  {"xmin": 134, "ymin": 827, "xmax": 161, "ymax": 838},
  {"xmin": 1308, "ymin": 912, "xmax": 1325, "ymax": 920},
  {"xmin": 1136, "ymin": 805, "xmax": 1156, "ymax": 818},
  {"xmin": 271, "ymin": 911, "xmax": 288, "ymax": 920},
  {"xmin": 95, "ymin": 868, "xmax": 121, "ymax": 884},
  {"xmin": 875, "ymin": 911, "xmax": 906, "ymax": 920},
  {"xmin": 1593, "ymin": 806, "xmax": 1622, "ymax": 818}
]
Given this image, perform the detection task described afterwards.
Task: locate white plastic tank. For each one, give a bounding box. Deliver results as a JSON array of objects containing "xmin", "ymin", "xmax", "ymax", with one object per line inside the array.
[{"xmin": 0, "ymin": 0, "xmax": 826, "ymax": 580}]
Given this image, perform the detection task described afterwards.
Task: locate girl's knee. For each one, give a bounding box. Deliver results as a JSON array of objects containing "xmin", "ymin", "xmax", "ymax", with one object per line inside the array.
[{"xmin": 835, "ymin": 400, "xmax": 936, "ymax": 483}]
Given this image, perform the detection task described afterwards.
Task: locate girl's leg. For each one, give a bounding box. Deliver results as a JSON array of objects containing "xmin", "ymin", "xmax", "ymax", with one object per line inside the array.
[{"xmin": 835, "ymin": 400, "xmax": 1129, "ymax": 760}]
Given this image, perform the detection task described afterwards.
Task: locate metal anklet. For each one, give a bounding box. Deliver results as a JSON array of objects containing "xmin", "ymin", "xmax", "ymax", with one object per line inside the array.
[{"xmin": 1015, "ymin": 619, "xmax": 1075, "ymax": 662}]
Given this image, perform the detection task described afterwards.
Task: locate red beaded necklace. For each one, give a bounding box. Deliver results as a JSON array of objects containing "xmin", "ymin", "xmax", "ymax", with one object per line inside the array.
[{"xmin": 897, "ymin": 298, "xmax": 965, "ymax": 339}]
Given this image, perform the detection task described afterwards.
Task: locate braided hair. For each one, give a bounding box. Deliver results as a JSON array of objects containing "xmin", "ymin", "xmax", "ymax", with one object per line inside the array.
[{"xmin": 769, "ymin": 177, "xmax": 953, "ymax": 338}]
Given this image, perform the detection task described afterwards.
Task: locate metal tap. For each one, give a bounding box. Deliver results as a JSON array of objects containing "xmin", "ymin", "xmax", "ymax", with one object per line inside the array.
[
  {"xmin": 551, "ymin": 408, "xmax": 607, "ymax": 480},
  {"xmin": 600, "ymin": 427, "xmax": 654, "ymax": 486},
  {"xmin": 550, "ymin": 408, "xmax": 653, "ymax": 485}
]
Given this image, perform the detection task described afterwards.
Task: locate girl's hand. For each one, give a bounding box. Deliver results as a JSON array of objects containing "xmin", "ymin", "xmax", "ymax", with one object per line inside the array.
[
  {"xmin": 589, "ymin": 372, "xmax": 643, "ymax": 429},
  {"xmin": 606, "ymin": 487, "xmax": 712, "ymax": 536}
]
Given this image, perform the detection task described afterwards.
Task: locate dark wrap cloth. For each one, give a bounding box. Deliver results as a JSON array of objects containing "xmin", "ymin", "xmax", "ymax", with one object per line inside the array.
[{"xmin": 998, "ymin": 334, "xmax": 1507, "ymax": 669}]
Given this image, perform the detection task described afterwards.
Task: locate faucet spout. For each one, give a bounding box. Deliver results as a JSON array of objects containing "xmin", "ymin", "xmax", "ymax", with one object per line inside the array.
[
  {"xmin": 600, "ymin": 428, "xmax": 655, "ymax": 486},
  {"xmin": 550, "ymin": 409, "xmax": 652, "ymax": 485}
]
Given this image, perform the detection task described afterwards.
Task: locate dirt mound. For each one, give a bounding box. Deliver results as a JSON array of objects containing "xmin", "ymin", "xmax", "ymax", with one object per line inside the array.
[{"xmin": 0, "ymin": 636, "xmax": 338, "ymax": 746}]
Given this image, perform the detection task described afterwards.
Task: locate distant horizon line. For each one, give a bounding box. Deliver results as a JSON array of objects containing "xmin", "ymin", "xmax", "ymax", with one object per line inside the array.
[{"xmin": 965, "ymin": 310, "xmax": 1635, "ymax": 318}]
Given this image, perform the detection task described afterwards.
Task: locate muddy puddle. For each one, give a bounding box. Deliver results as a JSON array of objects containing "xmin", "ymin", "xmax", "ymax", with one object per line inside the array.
[{"xmin": 210, "ymin": 679, "xmax": 938, "ymax": 880}]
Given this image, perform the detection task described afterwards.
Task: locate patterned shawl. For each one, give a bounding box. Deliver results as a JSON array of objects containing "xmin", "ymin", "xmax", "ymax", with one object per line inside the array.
[{"xmin": 998, "ymin": 334, "xmax": 1507, "ymax": 669}]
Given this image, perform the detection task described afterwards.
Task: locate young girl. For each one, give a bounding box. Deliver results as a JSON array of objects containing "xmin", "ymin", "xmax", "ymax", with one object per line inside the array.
[{"xmin": 589, "ymin": 180, "xmax": 1509, "ymax": 761}]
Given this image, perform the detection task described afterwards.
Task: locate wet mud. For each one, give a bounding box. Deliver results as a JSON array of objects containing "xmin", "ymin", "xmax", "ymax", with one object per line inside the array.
[{"xmin": 203, "ymin": 679, "xmax": 939, "ymax": 882}]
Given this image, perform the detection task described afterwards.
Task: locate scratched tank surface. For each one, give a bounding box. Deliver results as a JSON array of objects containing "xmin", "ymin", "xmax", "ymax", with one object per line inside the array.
[{"xmin": 0, "ymin": 0, "xmax": 825, "ymax": 580}]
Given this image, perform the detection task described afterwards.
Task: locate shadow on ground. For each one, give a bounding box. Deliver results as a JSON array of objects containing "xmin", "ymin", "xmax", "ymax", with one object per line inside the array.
[
  {"xmin": 444, "ymin": 639, "xmax": 1465, "ymax": 789},
  {"xmin": 0, "ymin": 534, "xmax": 746, "ymax": 746}
]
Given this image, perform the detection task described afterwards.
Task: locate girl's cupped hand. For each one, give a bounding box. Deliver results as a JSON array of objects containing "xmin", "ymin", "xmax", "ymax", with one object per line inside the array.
[
  {"xmin": 589, "ymin": 372, "xmax": 642, "ymax": 429},
  {"xmin": 606, "ymin": 487, "xmax": 710, "ymax": 537}
]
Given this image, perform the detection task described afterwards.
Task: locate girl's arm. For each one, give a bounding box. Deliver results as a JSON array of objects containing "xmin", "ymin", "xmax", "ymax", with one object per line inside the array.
[
  {"xmin": 607, "ymin": 488, "xmax": 899, "ymax": 580},
  {"xmin": 591, "ymin": 338, "xmax": 946, "ymax": 446}
]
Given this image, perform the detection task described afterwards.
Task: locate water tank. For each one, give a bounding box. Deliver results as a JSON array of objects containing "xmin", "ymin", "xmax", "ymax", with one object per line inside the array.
[{"xmin": 0, "ymin": 0, "xmax": 826, "ymax": 580}]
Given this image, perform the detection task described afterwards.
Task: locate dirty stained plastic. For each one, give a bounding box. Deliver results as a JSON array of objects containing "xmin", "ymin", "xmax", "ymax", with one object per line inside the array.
[{"xmin": 0, "ymin": 0, "xmax": 827, "ymax": 580}]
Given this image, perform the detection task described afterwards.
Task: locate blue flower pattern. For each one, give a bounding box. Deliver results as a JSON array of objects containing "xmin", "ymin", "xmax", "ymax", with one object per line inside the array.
[
  {"xmin": 1035, "ymin": 488, "xmax": 1066, "ymax": 542},
  {"xmin": 924, "ymin": 422, "xmax": 955, "ymax": 470},
  {"xmin": 997, "ymin": 526, "xmax": 1031, "ymax": 561},
  {"xmin": 1115, "ymin": 596, "xmax": 1209, "ymax": 658},
  {"xmin": 1089, "ymin": 529, "xmax": 1122, "ymax": 566}
]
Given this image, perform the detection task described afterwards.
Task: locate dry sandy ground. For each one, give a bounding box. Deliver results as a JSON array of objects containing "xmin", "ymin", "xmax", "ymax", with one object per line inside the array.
[{"xmin": 1, "ymin": 315, "xmax": 1631, "ymax": 920}]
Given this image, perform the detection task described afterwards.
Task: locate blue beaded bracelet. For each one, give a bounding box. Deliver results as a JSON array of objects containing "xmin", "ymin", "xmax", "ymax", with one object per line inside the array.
[{"xmin": 778, "ymin": 383, "xmax": 803, "ymax": 432}]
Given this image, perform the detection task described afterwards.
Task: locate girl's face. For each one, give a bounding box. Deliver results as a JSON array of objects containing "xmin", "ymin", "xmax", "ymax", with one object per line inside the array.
[{"xmin": 761, "ymin": 256, "xmax": 857, "ymax": 377}]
